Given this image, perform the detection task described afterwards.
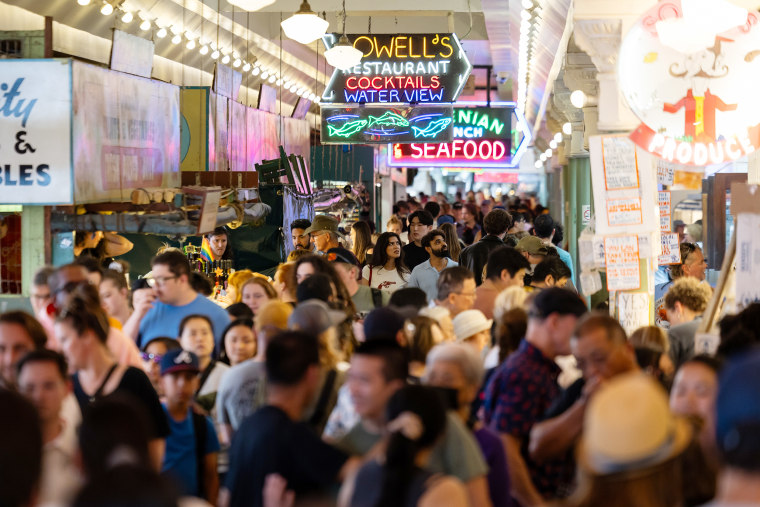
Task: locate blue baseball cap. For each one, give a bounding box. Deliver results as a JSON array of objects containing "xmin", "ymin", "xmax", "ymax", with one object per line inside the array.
[
  {"xmin": 437, "ymin": 215, "xmax": 455, "ymax": 225},
  {"xmin": 716, "ymin": 347, "xmax": 760, "ymax": 457},
  {"xmin": 160, "ymin": 349, "xmax": 201, "ymax": 376}
]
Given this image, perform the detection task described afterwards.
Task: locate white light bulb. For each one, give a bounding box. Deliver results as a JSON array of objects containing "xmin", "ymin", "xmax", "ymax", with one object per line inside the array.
[
  {"xmin": 139, "ymin": 20, "xmax": 151, "ymax": 31},
  {"xmin": 221, "ymin": 54, "xmax": 231, "ymax": 64},
  {"xmin": 77, "ymin": 0, "xmax": 91, "ymax": 6},
  {"xmin": 540, "ymin": 153, "xmax": 547, "ymax": 162},
  {"xmin": 199, "ymin": 45, "xmax": 209, "ymax": 55},
  {"xmin": 535, "ymin": 160, "xmax": 543, "ymax": 168},
  {"xmin": 100, "ymin": 3, "xmax": 113, "ymax": 15},
  {"xmin": 242, "ymin": 62, "xmax": 251, "ymax": 71},
  {"xmin": 261, "ymin": 71, "xmax": 270, "ymax": 79},
  {"xmin": 521, "ymin": 9, "xmax": 531, "ymax": 20},
  {"xmin": 276, "ymin": 78, "xmax": 282, "ymax": 86},
  {"xmin": 522, "ymin": 0, "xmax": 533, "ymax": 8},
  {"xmin": 210, "ymin": 50, "xmax": 220, "ymax": 60},
  {"xmin": 570, "ymin": 90, "xmax": 586, "ymax": 108},
  {"xmin": 554, "ymin": 132, "xmax": 563, "ymax": 143},
  {"xmin": 563, "ymin": 122, "xmax": 572, "ymax": 135},
  {"xmin": 170, "ymin": 25, "xmax": 181, "ymax": 35},
  {"xmin": 313, "ymin": 96, "xmax": 320, "ymax": 104},
  {"xmin": 186, "ymin": 40, "xmax": 196, "ymax": 50},
  {"xmin": 549, "ymin": 140, "xmax": 558, "ymax": 150},
  {"xmin": 252, "ymin": 67, "xmax": 261, "ymax": 76},
  {"xmin": 233, "ymin": 58, "xmax": 242, "ymax": 68},
  {"xmin": 268, "ymin": 75, "xmax": 276, "ymax": 83},
  {"xmin": 545, "ymin": 149, "xmax": 552, "ymax": 157},
  {"xmin": 156, "ymin": 27, "xmax": 167, "ymax": 38},
  {"xmin": 289, "ymin": 84, "xmax": 298, "ymax": 92},
  {"xmin": 171, "ymin": 34, "xmax": 182, "ymax": 44},
  {"xmin": 121, "ymin": 11, "xmax": 133, "ymax": 23}
]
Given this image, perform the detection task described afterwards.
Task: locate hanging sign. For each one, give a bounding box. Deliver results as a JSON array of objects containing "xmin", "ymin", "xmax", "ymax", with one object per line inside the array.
[
  {"xmin": 320, "ymin": 33, "xmax": 472, "ymax": 105},
  {"xmin": 387, "ymin": 106, "xmax": 531, "ymax": 168},
  {"xmin": 659, "ymin": 191, "xmax": 671, "ymax": 232},
  {"xmin": 619, "ymin": 0, "xmax": 760, "ymax": 166},
  {"xmin": 604, "ymin": 235, "xmax": 641, "ymax": 291},
  {"xmin": 320, "ymin": 105, "xmax": 454, "ymax": 144},
  {"xmin": 0, "ymin": 59, "xmax": 73, "ymax": 204}
]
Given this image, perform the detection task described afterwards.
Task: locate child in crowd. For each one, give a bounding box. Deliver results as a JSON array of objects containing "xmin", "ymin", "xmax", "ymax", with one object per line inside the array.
[
  {"xmin": 221, "ymin": 319, "xmax": 256, "ymax": 367},
  {"xmin": 178, "ymin": 315, "xmax": 228, "ymax": 411},
  {"xmin": 141, "ymin": 337, "xmax": 181, "ymax": 396},
  {"xmin": 159, "ymin": 349, "xmax": 220, "ymax": 502}
]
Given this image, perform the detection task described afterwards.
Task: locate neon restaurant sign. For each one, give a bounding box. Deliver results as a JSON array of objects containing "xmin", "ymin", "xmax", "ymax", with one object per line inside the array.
[
  {"xmin": 387, "ymin": 105, "xmax": 533, "ymax": 168},
  {"xmin": 620, "ymin": 0, "xmax": 760, "ymax": 166},
  {"xmin": 320, "ymin": 105, "xmax": 454, "ymax": 144},
  {"xmin": 320, "ymin": 33, "xmax": 472, "ymax": 105}
]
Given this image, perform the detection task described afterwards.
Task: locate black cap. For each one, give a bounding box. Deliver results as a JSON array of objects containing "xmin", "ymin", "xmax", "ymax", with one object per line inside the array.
[
  {"xmin": 530, "ymin": 288, "xmax": 587, "ymax": 320},
  {"xmin": 325, "ymin": 247, "xmax": 360, "ymax": 267}
]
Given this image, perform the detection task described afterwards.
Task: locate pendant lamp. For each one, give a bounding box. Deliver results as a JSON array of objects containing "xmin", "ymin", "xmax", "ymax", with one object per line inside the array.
[
  {"xmin": 227, "ymin": 0, "xmax": 276, "ymax": 11},
  {"xmin": 324, "ymin": 0, "xmax": 362, "ymax": 70},
  {"xmin": 281, "ymin": 0, "xmax": 329, "ymax": 45}
]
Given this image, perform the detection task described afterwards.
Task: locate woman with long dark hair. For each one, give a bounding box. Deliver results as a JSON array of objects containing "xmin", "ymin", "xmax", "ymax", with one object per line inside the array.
[
  {"xmin": 351, "ymin": 221, "xmax": 373, "ymax": 267},
  {"xmin": 361, "ymin": 232, "xmax": 409, "ymax": 294},
  {"xmin": 341, "ymin": 385, "xmax": 468, "ymax": 507},
  {"xmin": 458, "ymin": 203, "xmax": 482, "ymax": 246}
]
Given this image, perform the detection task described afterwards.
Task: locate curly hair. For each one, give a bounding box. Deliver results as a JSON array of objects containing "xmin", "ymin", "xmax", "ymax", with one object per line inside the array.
[{"xmin": 663, "ymin": 277, "xmax": 712, "ymax": 313}]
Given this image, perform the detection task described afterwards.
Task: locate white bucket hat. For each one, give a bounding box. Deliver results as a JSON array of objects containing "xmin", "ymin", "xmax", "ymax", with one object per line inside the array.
[{"xmin": 452, "ymin": 310, "xmax": 493, "ymax": 343}]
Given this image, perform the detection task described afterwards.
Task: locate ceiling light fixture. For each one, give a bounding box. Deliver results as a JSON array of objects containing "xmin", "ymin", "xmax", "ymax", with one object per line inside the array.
[
  {"xmin": 227, "ymin": 0, "xmax": 276, "ymax": 11},
  {"xmin": 261, "ymin": 70, "xmax": 270, "ymax": 79},
  {"xmin": 540, "ymin": 153, "xmax": 547, "ymax": 162},
  {"xmin": 77, "ymin": 0, "xmax": 91, "ymax": 6},
  {"xmin": 171, "ymin": 34, "xmax": 182, "ymax": 44},
  {"xmin": 570, "ymin": 90, "xmax": 587, "ymax": 108},
  {"xmin": 186, "ymin": 40, "xmax": 196, "ymax": 50},
  {"xmin": 200, "ymin": 45, "xmax": 209, "ymax": 55},
  {"xmin": 156, "ymin": 27, "xmax": 168, "ymax": 38},
  {"xmin": 268, "ymin": 75, "xmax": 276, "ymax": 83},
  {"xmin": 325, "ymin": 0, "xmax": 363, "ymax": 70},
  {"xmin": 281, "ymin": 0, "xmax": 329, "ymax": 45},
  {"xmin": 549, "ymin": 139, "xmax": 558, "ymax": 150},
  {"xmin": 535, "ymin": 160, "xmax": 542, "ymax": 168},
  {"xmin": 554, "ymin": 132, "xmax": 563, "ymax": 143},
  {"xmin": 121, "ymin": 10, "xmax": 133, "ymax": 23},
  {"xmin": 563, "ymin": 122, "xmax": 572, "ymax": 135},
  {"xmin": 221, "ymin": 54, "xmax": 231, "ymax": 64},
  {"xmin": 276, "ymin": 78, "xmax": 283, "ymax": 86},
  {"xmin": 252, "ymin": 66, "xmax": 261, "ymax": 76},
  {"xmin": 139, "ymin": 19, "xmax": 151, "ymax": 31},
  {"xmin": 100, "ymin": 2, "xmax": 113, "ymax": 15},
  {"xmin": 211, "ymin": 49, "xmax": 220, "ymax": 59},
  {"xmin": 233, "ymin": 58, "xmax": 242, "ymax": 67},
  {"xmin": 242, "ymin": 62, "xmax": 251, "ymax": 71}
]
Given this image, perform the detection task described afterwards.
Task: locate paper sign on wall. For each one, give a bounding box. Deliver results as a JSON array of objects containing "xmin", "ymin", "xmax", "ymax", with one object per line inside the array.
[
  {"xmin": 656, "ymin": 159, "xmax": 676, "ymax": 186},
  {"xmin": 735, "ymin": 213, "xmax": 760, "ymax": 309},
  {"xmin": 617, "ymin": 292, "xmax": 650, "ymax": 335},
  {"xmin": 659, "ymin": 191, "xmax": 671, "ymax": 232},
  {"xmin": 602, "ymin": 136, "xmax": 639, "ymax": 189},
  {"xmin": 604, "ymin": 235, "xmax": 641, "ymax": 291},
  {"xmin": 659, "ymin": 233, "xmax": 680, "ymax": 265},
  {"xmin": 582, "ymin": 205, "xmax": 591, "ymax": 225},
  {"xmin": 606, "ymin": 197, "xmax": 643, "ymax": 226}
]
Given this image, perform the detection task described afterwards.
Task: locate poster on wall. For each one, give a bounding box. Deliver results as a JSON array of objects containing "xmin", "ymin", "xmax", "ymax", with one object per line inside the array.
[
  {"xmin": 590, "ymin": 135, "xmax": 657, "ymax": 235},
  {"xmin": 617, "ymin": 292, "xmax": 650, "ymax": 335},
  {"xmin": 659, "ymin": 191, "xmax": 671, "ymax": 232},
  {"xmin": 0, "ymin": 59, "xmax": 73, "ymax": 204},
  {"xmin": 735, "ymin": 213, "xmax": 760, "ymax": 309},
  {"xmin": 604, "ymin": 235, "xmax": 641, "ymax": 291},
  {"xmin": 72, "ymin": 61, "xmax": 180, "ymax": 203}
]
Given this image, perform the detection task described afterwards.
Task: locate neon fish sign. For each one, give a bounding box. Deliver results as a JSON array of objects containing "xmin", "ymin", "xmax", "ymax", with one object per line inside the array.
[{"xmin": 320, "ymin": 106, "xmax": 454, "ymax": 144}]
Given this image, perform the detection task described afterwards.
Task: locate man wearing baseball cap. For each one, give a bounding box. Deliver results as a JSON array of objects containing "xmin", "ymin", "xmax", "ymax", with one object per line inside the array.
[
  {"xmin": 159, "ymin": 349, "xmax": 220, "ymax": 502},
  {"xmin": 304, "ymin": 215, "xmax": 344, "ymax": 255},
  {"xmin": 326, "ymin": 247, "xmax": 388, "ymax": 313},
  {"xmin": 515, "ymin": 236, "xmax": 551, "ymax": 271}
]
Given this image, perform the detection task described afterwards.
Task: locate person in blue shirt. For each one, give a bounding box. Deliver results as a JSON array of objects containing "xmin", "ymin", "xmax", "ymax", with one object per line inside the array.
[
  {"xmin": 407, "ymin": 230, "xmax": 458, "ymax": 303},
  {"xmin": 137, "ymin": 250, "xmax": 230, "ymax": 350},
  {"xmin": 160, "ymin": 348, "xmax": 220, "ymax": 502}
]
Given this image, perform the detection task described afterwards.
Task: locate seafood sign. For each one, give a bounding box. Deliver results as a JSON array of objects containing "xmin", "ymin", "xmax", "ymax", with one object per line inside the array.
[
  {"xmin": 320, "ymin": 33, "xmax": 472, "ymax": 105},
  {"xmin": 619, "ymin": 0, "xmax": 760, "ymax": 165}
]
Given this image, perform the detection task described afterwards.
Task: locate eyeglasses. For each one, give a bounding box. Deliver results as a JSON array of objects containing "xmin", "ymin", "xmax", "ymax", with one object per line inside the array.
[
  {"xmin": 147, "ymin": 276, "xmax": 177, "ymax": 287},
  {"xmin": 141, "ymin": 352, "xmax": 163, "ymax": 363},
  {"xmin": 454, "ymin": 291, "xmax": 476, "ymax": 298}
]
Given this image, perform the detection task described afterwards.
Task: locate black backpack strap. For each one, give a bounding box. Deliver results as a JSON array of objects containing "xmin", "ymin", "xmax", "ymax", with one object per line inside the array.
[
  {"xmin": 192, "ymin": 412, "xmax": 208, "ymax": 499},
  {"xmin": 370, "ymin": 288, "xmax": 383, "ymax": 308},
  {"xmin": 308, "ymin": 369, "xmax": 338, "ymax": 429}
]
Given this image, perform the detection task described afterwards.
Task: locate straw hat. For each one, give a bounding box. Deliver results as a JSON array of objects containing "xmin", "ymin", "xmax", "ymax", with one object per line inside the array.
[
  {"xmin": 578, "ymin": 373, "xmax": 692, "ymax": 475},
  {"xmin": 452, "ymin": 310, "xmax": 493, "ymax": 342}
]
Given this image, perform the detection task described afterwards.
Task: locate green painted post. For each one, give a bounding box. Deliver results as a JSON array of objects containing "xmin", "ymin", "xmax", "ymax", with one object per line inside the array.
[{"xmin": 21, "ymin": 206, "xmax": 47, "ymax": 295}]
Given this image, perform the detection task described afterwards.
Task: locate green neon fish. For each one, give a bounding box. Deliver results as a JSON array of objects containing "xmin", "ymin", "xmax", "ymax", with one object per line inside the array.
[
  {"xmin": 367, "ymin": 112, "xmax": 410, "ymax": 128},
  {"xmin": 412, "ymin": 118, "xmax": 453, "ymax": 139},
  {"xmin": 327, "ymin": 119, "xmax": 368, "ymax": 138}
]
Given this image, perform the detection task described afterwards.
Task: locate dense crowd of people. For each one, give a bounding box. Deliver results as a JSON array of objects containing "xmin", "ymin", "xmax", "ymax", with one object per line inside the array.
[{"xmin": 0, "ymin": 190, "xmax": 757, "ymax": 507}]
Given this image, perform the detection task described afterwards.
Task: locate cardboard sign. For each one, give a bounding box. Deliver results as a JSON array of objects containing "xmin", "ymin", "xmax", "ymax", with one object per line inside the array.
[
  {"xmin": 659, "ymin": 191, "xmax": 671, "ymax": 232},
  {"xmin": 618, "ymin": 292, "xmax": 650, "ymax": 335},
  {"xmin": 110, "ymin": 29, "xmax": 154, "ymax": 79},
  {"xmin": 735, "ymin": 213, "xmax": 760, "ymax": 308},
  {"xmin": 0, "ymin": 59, "xmax": 73, "ymax": 204},
  {"xmin": 659, "ymin": 233, "xmax": 681, "ymax": 265},
  {"xmin": 604, "ymin": 235, "xmax": 641, "ymax": 291}
]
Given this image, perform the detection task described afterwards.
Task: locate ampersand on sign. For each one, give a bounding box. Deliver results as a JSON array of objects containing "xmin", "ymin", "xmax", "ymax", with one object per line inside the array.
[{"xmin": 14, "ymin": 131, "xmax": 36, "ymax": 154}]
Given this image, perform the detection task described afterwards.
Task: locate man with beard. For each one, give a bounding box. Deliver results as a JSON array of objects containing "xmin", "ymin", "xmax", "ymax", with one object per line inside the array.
[
  {"xmin": 407, "ymin": 230, "xmax": 458, "ymax": 303},
  {"xmin": 290, "ymin": 219, "xmax": 314, "ymax": 252}
]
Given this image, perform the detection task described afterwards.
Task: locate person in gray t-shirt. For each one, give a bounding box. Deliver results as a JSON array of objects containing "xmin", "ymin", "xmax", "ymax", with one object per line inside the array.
[{"xmin": 216, "ymin": 360, "xmax": 267, "ymax": 442}]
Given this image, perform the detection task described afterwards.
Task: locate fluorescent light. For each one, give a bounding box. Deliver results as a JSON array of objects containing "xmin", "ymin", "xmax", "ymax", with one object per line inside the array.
[{"xmin": 281, "ymin": 0, "xmax": 329, "ymax": 45}]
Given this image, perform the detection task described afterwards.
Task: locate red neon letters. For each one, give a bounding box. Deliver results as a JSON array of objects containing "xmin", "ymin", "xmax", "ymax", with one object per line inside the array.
[{"xmin": 406, "ymin": 139, "xmax": 507, "ymax": 161}]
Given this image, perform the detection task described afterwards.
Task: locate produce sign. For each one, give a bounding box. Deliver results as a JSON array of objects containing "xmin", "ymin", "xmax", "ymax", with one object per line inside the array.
[
  {"xmin": 619, "ymin": 0, "xmax": 760, "ymax": 166},
  {"xmin": 387, "ymin": 105, "xmax": 532, "ymax": 168},
  {"xmin": 320, "ymin": 33, "xmax": 472, "ymax": 105},
  {"xmin": 320, "ymin": 105, "xmax": 454, "ymax": 144}
]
